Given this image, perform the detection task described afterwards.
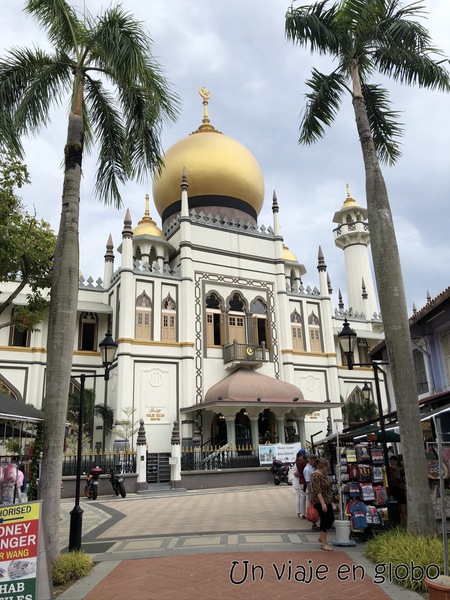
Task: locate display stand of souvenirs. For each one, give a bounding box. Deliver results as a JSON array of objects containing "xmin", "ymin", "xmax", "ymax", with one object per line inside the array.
[{"xmin": 338, "ymin": 443, "xmax": 388, "ymax": 537}]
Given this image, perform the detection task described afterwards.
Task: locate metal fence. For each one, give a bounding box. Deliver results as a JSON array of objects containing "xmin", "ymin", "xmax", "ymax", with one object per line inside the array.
[
  {"xmin": 181, "ymin": 445, "xmax": 260, "ymax": 471},
  {"xmin": 62, "ymin": 451, "xmax": 136, "ymax": 476}
]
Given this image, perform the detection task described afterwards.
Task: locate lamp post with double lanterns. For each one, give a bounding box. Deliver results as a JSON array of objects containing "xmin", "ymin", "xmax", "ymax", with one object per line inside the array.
[
  {"xmin": 68, "ymin": 331, "xmax": 118, "ymax": 552},
  {"xmin": 338, "ymin": 318, "xmax": 400, "ymax": 526}
]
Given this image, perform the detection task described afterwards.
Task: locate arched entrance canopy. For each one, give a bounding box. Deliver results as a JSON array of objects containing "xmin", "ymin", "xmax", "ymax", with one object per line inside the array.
[{"xmin": 180, "ymin": 368, "xmax": 342, "ymax": 417}]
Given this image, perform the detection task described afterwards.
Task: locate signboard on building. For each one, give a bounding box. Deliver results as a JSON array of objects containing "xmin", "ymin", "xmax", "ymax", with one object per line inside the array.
[{"xmin": 258, "ymin": 442, "xmax": 301, "ymax": 465}]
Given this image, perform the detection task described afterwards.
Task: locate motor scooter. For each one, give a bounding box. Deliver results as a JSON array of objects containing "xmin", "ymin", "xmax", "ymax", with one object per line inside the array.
[
  {"xmin": 109, "ymin": 464, "xmax": 126, "ymax": 498},
  {"xmin": 270, "ymin": 459, "xmax": 292, "ymax": 485},
  {"xmin": 85, "ymin": 466, "xmax": 102, "ymax": 500}
]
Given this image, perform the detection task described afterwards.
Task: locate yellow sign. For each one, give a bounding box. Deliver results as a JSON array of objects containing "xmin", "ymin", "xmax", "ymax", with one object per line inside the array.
[{"xmin": 146, "ymin": 408, "xmax": 165, "ymax": 422}]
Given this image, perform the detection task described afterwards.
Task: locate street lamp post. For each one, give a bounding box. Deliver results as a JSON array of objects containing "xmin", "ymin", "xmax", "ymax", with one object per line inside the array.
[
  {"xmin": 338, "ymin": 319, "xmax": 400, "ymax": 526},
  {"xmin": 68, "ymin": 331, "xmax": 118, "ymax": 552}
]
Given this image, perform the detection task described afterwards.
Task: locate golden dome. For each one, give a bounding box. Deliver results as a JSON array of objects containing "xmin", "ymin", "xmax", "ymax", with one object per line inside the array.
[
  {"xmin": 133, "ymin": 194, "xmax": 165, "ymax": 238},
  {"xmin": 340, "ymin": 183, "xmax": 360, "ymax": 210},
  {"xmin": 283, "ymin": 244, "xmax": 298, "ymax": 262},
  {"xmin": 152, "ymin": 89, "xmax": 264, "ymax": 223}
]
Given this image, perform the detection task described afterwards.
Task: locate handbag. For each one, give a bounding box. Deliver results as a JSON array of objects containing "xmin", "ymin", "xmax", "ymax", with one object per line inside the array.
[{"xmin": 306, "ymin": 502, "xmax": 319, "ymax": 524}]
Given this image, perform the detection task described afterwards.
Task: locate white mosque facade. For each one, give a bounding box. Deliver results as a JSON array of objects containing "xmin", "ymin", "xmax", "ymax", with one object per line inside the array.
[{"xmin": 0, "ymin": 95, "xmax": 386, "ymax": 460}]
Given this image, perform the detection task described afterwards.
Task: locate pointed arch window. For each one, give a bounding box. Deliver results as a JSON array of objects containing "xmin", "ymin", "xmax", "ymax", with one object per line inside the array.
[
  {"xmin": 9, "ymin": 309, "xmax": 30, "ymax": 348},
  {"xmin": 291, "ymin": 310, "xmax": 304, "ymax": 351},
  {"xmin": 206, "ymin": 292, "xmax": 224, "ymax": 346},
  {"xmin": 135, "ymin": 292, "xmax": 152, "ymax": 340},
  {"xmin": 308, "ymin": 311, "xmax": 323, "ymax": 353},
  {"xmin": 289, "ymin": 269, "xmax": 295, "ymax": 292},
  {"xmin": 251, "ymin": 299, "xmax": 271, "ymax": 348},
  {"xmin": 0, "ymin": 376, "xmax": 20, "ymax": 401},
  {"xmin": 228, "ymin": 293, "xmax": 246, "ymax": 344},
  {"xmin": 78, "ymin": 312, "xmax": 98, "ymax": 351},
  {"xmin": 149, "ymin": 246, "xmax": 157, "ymax": 266},
  {"xmin": 161, "ymin": 294, "xmax": 177, "ymax": 342}
]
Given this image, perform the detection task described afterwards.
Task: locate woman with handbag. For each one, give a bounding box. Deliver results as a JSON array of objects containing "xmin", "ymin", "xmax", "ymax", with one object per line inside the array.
[{"xmin": 310, "ymin": 457, "xmax": 334, "ymax": 551}]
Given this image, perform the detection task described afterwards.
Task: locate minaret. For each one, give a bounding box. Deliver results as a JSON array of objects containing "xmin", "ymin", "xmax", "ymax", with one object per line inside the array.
[
  {"xmin": 121, "ymin": 209, "xmax": 133, "ymax": 270},
  {"xmin": 332, "ymin": 185, "xmax": 378, "ymax": 318},
  {"xmin": 103, "ymin": 234, "xmax": 115, "ymax": 287}
]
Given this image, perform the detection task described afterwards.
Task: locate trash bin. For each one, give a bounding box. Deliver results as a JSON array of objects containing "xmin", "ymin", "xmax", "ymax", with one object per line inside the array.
[{"xmin": 333, "ymin": 519, "xmax": 355, "ymax": 546}]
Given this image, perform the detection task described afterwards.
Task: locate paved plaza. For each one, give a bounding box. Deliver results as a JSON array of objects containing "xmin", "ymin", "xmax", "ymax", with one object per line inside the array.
[{"xmin": 58, "ymin": 485, "xmax": 423, "ymax": 600}]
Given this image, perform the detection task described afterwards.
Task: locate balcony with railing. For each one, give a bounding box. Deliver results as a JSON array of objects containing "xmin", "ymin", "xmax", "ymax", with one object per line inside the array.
[{"xmin": 222, "ymin": 341, "xmax": 269, "ymax": 366}]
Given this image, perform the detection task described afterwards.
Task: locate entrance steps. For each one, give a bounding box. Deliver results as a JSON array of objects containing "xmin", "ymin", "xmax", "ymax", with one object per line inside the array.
[{"xmin": 137, "ymin": 483, "xmax": 187, "ymax": 496}]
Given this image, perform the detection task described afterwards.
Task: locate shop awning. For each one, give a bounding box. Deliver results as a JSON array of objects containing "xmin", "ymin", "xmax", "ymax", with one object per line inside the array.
[{"xmin": 0, "ymin": 393, "xmax": 44, "ymax": 423}]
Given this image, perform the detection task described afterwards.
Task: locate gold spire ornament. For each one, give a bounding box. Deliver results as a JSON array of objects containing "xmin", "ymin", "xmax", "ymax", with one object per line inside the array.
[{"xmin": 191, "ymin": 87, "xmax": 222, "ymax": 135}]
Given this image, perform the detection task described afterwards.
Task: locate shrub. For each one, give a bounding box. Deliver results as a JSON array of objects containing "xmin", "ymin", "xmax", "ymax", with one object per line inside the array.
[
  {"xmin": 51, "ymin": 551, "xmax": 93, "ymax": 586},
  {"xmin": 365, "ymin": 528, "xmax": 445, "ymax": 592}
]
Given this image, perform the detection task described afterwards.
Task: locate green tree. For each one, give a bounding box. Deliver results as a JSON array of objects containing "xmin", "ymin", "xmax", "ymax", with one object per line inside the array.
[
  {"xmin": 0, "ymin": 151, "xmax": 56, "ymax": 332},
  {"xmin": 0, "ymin": 0, "xmax": 178, "ymax": 559},
  {"xmin": 67, "ymin": 388, "xmax": 114, "ymax": 448},
  {"xmin": 285, "ymin": 0, "xmax": 449, "ymax": 535},
  {"xmin": 342, "ymin": 398, "xmax": 378, "ymax": 426}
]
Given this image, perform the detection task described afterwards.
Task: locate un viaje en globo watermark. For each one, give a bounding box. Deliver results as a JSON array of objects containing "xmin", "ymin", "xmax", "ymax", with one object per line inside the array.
[{"xmin": 229, "ymin": 558, "xmax": 440, "ymax": 585}]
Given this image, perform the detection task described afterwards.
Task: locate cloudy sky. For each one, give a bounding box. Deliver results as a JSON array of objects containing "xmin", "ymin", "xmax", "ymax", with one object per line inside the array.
[{"xmin": 1, "ymin": 0, "xmax": 449, "ymax": 314}]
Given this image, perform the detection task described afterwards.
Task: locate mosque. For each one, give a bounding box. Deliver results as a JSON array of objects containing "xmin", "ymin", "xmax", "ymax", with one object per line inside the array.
[{"xmin": 0, "ymin": 90, "xmax": 386, "ymax": 469}]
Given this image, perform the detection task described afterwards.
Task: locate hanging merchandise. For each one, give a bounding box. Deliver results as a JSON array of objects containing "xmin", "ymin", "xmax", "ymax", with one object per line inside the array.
[
  {"xmin": 348, "ymin": 464, "xmax": 360, "ymax": 479},
  {"xmin": 370, "ymin": 446, "xmax": 384, "ymax": 464},
  {"xmin": 356, "ymin": 444, "xmax": 371, "ymax": 462},
  {"xmin": 346, "ymin": 498, "xmax": 368, "ymax": 531},
  {"xmin": 359, "ymin": 482, "xmax": 375, "ymax": 501},
  {"xmin": 372, "ymin": 466, "xmax": 384, "ymax": 483},
  {"xmin": 359, "ymin": 464, "xmax": 372, "ymax": 482},
  {"xmin": 346, "ymin": 448, "xmax": 357, "ymax": 463}
]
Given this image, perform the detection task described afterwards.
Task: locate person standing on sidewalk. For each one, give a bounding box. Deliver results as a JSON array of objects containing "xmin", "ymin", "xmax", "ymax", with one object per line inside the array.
[
  {"xmin": 310, "ymin": 457, "xmax": 334, "ymax": 551},
  {"xmin": 303, "ymin": 455, "xmax": 318, "ymax": 531},
  {"xmin": 293, "ymin": 449, "xmax": 308, "ymax": 518}
]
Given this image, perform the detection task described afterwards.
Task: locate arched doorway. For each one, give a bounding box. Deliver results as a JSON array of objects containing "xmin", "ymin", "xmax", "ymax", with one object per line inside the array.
[
  {"xmin": 211, "ymin": 413, "xmax": 227, "ymax": 447},
  {"xmin": 235, "ymin": 409, "xmax": 251, "ymax": 447},
  {"xmin": 258, "ymin": 408, "xmax": 277, "ymax": 444}
]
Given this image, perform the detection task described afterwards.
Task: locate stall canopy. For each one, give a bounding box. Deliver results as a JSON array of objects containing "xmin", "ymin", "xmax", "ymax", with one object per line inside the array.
[{"xmin": 0, "ymin": 392, "xmax": 44, "ymax": 423}]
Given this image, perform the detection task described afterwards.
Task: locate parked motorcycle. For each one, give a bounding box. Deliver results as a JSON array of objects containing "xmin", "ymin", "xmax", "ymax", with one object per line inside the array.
[
  {"xmin": 109, "ymin": 465, "xmax": 126, "ymax": 498},
  {"xmin": 85, "ymin": 466, "xmax": 102, "ymax": 500},
  {"xmin": 270, "ymin": 459, "xmax": 292, "ymax": 486}
]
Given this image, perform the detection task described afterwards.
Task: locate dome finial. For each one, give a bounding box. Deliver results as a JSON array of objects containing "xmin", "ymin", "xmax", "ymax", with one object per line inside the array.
[
  {"xmin": 192, "ymin": 88, "xmax": 222, "ymax": 135},
  {"xmin": 346, "ymin": 182, "xmax": 351, "ymax": 198},
  {"xmin": 199, "ymin": 87, "xmax": 211, "ymax": 125}
]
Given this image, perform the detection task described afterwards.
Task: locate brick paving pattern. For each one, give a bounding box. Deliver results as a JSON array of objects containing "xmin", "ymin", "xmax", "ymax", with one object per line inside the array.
[{"xmin": 58, "ymin": 486, "xmax": 423, "ymax": 600}]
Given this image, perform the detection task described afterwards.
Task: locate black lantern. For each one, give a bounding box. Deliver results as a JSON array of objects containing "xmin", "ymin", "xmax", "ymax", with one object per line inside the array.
[
  {"xmin": 99, "ymin": 331, "xmax": 118, "ymax": 379},
  {"xmin": 338, "ymin": 318, "xmax": 357, "ymax": 369},
  {"xmin": 362, "ymin": 381, "xmax": 371, "ymax": 401}
]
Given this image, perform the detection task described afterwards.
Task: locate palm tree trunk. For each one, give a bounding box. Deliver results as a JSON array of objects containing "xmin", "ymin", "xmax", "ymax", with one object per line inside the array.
[
  {"xmin": 40, "ymin": 99, "xmax": 84, "ymax": 560},
  {"xmin": 351, "ymin": 66, "xmax": 436, "ymax": 535}
]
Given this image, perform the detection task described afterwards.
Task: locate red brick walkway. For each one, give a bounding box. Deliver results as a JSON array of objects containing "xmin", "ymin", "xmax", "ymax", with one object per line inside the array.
[{"xmin": 85, "ymin": 551, "xmax": 391, "ymax": 600}]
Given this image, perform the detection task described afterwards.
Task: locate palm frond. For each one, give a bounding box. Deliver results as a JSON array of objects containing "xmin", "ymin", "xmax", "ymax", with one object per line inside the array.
[
  {"xmin": 361, "ymin": 82, "xmax": 403, "ymax": 165},
  {"xmin": 0, "ymin": 48, "xmax": 72, "ymax": 137},
  {"xmin": 93, "ymin": 404, "xmax": 115, "ymax": 434},
  {"xmin": 0, "ymin": 110, "xmax": 23, "ymax": 156},
  {"xmin": 25, "ymin": 0, "xmax": 85, "ymax": 56},
  {"xmin": 83, "ymin": 76, "xmax": 127, "ymax": 207},
  {"xmin": 299, "ymin": 68, "xmax": 346, "ymax": 144},
  {"xmin": 285, "ymin": 1, "xmax": 341, "ymax": 56},
  {"xmin": 374, "ymin": 46, "xmax": 450, "ymax": 92}
]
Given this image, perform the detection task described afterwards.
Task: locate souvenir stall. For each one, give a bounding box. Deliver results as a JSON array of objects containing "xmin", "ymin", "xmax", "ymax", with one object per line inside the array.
[
  {"xmin": 0, "ymin": 392, "xmax": 44, "ymax": 504},
  {"xmin": 316, "ymin": 429, "xmax": 395, "ymax": 539}
]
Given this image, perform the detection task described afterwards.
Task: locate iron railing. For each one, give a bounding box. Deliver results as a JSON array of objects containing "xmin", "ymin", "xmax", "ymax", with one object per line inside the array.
[
  {"xmin": 181, "ymin": 444, "xmax": 260, "ymax": 471},
  {"xmin": 62, "ymin": 451, "xmax": 136, "ymax": 476},
  {"xmin": 223, "ymin": 341, "xmax": 267, "ymax": 364}
]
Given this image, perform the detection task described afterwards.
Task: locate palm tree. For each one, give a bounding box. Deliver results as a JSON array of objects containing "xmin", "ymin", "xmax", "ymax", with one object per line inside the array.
[
  {"xmin": 285, "ymin": 0, "xmax": 449, "ymax": 535},
  {"xmin": 0, "ymin": 0, "xmax": 178, "ymax": 559}
]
